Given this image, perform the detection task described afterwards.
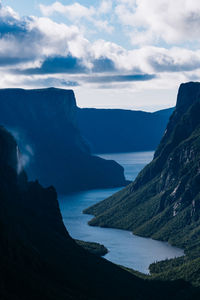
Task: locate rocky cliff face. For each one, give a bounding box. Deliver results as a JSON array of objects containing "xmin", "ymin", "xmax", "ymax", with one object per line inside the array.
[
  {"xmin": 0, "ymin": 88, "xmax": 127, "ymax": 193},
  {"xmin": 0, "ymin": 126, "xmax": 192, "ymax": 300},
  {"xmin": 85, "ymin": 82, "xmax": 200, "ymax": 249}
]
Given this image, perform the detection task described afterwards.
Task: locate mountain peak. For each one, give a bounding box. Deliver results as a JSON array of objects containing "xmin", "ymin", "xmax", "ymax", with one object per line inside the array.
[{"xmin": 176, "ymin": 82, "xmax": 200, "ymax": 112}]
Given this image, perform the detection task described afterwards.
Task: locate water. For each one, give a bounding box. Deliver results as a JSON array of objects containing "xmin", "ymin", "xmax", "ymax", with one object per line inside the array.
[
  {"xmin": 99, "ymin": 151, "xmax": 154, "ymax": 181},
  {"xmin": 59, "ymin": 151, "xmax": 184, "ymax": 274}
]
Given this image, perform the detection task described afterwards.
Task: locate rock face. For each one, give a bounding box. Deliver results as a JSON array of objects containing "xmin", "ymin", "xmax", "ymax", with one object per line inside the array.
[
  {"xmin": 0, "ymin": 88, "xmax": 127, "ymax": 193},
  {"xmin": 0, "ymin": 126, "xmax": 192, "ymax": 300},
  {"xmin": 77, "ymin": 107, "xmax": 173, "ymax": 153},
  {"xmin": 85, "ymin": 82, "xmax": 200, "ymax": 249}
]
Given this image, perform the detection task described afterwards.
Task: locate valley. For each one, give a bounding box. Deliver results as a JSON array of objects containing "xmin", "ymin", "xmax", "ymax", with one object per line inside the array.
[
  {"xmin": 59, "ymin": 151, "xmax": 184, "ymax": 274},
  {"xmin": 1, "ymin": 1, "xmax": 200, "ymax": 298}
]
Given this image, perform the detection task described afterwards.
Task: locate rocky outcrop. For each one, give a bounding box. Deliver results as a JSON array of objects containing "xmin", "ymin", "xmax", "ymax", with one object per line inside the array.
[
  {"xmin": 77, "ymin": 107, "xmax": 173, "ymax": 153},
  {"xmin": 0, "ymin": 88, "xmax": 127, "ymax": 193},
  {"xmin": 85, "ymin": 82, "xmax": 200, "ymax": 249}
]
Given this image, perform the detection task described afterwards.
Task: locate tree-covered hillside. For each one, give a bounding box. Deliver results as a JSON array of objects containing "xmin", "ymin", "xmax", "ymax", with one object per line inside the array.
[{"xmin": 84, "ymin": 82, "xmax": 200, "ymax": 287}]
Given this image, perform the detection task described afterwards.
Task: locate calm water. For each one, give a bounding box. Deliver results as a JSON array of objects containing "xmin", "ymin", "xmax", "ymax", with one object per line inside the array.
[{"xmin": 59, "ymin": 151, "xmax": 184, "ymax": 274}]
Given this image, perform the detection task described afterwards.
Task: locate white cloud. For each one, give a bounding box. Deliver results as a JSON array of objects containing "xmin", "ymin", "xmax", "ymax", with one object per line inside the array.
[
  {"xmin": 0, "ymin": 3, "xmax": 92, "ymax": 67},
  {"xmin": 2, "ymin": 1, "xmax": 200, "ymax": 77},
  {"xmin": 146, "ymin": 47, "xmax": 200, "ymax": 72},
  {"xmin": 1, "ymin": 2, "xmax": 200, "ymax": 110},
  {"xmin": 116, "ymin": 0, "xmax": 200, "ymax": 45},
  {"xmin": 90, "ymin": 41, "xmax": 200, "ymax": 74},
  {"xmin": 0, "ymin": 2, "xmax": 19, "ymax": 19},
  {"xmin": 98, "ymin": 1, "xmax": 113, "ymax": 14},
  {"xmin": 92, "ymin": 20, "xmax": 114, "ymax": 34},
  {"xmin": 30, "ymin": 17, "xmax": 90, "ymax": 58},
  {"xmin": 39, "ymin": 2, "xmax": 95, "ymax": 20},
  {"xmin": 39, "ymin": 1, "xmax": 114, "ymax": 34}
]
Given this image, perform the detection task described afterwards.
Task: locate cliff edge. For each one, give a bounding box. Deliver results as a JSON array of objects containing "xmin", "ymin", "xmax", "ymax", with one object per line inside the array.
[{"xmin": 0, "ymin": 88, "xmax": 127, "ymax": 193}]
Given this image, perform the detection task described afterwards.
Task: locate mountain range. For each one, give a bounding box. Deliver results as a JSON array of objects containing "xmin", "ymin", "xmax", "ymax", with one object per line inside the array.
[{"xmin": 77, "ymin": 107, "xmax": 173, "ymax": 153}]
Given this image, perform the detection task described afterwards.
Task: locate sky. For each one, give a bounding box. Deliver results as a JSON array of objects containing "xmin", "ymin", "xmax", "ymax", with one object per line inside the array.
[{"xmin": 1, "ymin": 0, "xmax": 200, "ymax": 111}]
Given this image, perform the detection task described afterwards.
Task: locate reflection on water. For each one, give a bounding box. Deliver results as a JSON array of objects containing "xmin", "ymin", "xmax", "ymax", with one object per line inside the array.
[{"xmin": 59, "ymin": 151, "xmax": 184, "ymax": 273}]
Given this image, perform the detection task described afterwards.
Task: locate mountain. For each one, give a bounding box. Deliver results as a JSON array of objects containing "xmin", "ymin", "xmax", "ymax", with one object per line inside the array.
[
  {"xmin": 0, "ymin": 88, "xmax": 127, "ymax": 193},
  {"xmin": 84, "ymin": 82, "xmax": 200, "ymax": 286},
  {"xmin": 77, "ymin": 107, "xmax": 173, "ymax": 153},
  {"xmin": 0, "ymin": 125, "xmax": 196, "ymax": 300}
]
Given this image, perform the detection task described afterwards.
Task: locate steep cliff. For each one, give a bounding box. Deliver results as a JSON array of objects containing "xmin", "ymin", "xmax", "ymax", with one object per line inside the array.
[
  {"xmin": 0, "ymin": 126, "xmax": 194, "ymax": 299},
  {"xmin": 84, "ymin": 82, "xmax": 200, "ymax": 286},
  {"xmin": 77, "ymin": 107, "xmax": 173, "ymax": 153},
  {"xmin": 0, "ymin": 88, "xmax": 127, "ymax": 193},
  {"xmin": 85, "ymin": 82, "xmax": 200, "ymax": 248}
]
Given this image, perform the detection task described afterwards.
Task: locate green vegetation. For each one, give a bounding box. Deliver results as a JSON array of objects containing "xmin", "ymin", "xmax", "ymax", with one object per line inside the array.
[
  {"xmin": 84, "ymin": 82, "xmax": 200, "ymax": 288},
  {"xmin": 75, "ymin": 240, "xmax": 108, "ymax": 256},
  {"xmin": 149, "ymin": 256, "xmax": 200, "ymax": 287}
]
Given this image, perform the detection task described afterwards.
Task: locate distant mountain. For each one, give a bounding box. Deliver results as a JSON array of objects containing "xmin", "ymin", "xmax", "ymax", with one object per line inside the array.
[
  {"xmin": 0, "ymin": 88, "xmax": 128, "ymax": 193},
  {"xmin": 0, "ymin": 126, "xmax": 195, "ymax": 300},
  {"xmin": 77, "ymin": 107, "xmax": 173, "ymax": 153},
  {"xmin": 84, "ymin": 82, "xmax": 200, "ymax": 286}
]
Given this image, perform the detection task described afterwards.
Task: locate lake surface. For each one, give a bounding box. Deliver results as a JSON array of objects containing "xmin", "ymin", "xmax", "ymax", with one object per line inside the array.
[{"xmin": 59, "ymin": 151, "xmax": 184, "ymax": 274}]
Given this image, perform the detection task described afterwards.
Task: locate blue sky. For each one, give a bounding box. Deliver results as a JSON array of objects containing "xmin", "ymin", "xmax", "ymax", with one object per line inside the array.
[{"xmin": 1, "ymin": 0, "xmax": 200, "ymax": 110}]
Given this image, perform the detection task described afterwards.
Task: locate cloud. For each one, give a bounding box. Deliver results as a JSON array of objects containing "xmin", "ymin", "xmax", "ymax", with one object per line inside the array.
[
  {"xmin": 20, "ymin": 55, "xmax": 88, "ymax": 74},
  {"xmin": 92, "ymin": 57, "xmax": 116, "ymax": 73},
  {"xmin": 99, "ymin": 1, "xmax": 113, "ymax": 14},
  {"xmin": 148, "ymin": 48, "xmax": 200, "ymax": 72},
  {"xmin": 30, "ymin": 17, "xmax": 90, "ymax": 57},
  {"xmin": 1, "ymin": 1, "xmax": 200, "ymax": 97},
  {"xmin": 0, "ymin": 57, "xmax": 30, "ymax": 66},
  {"xmin": 39, "ymin": 1, "xmax": 114, "ymax": 33},
  {"xmin": 0, "ymin": 2, "xmax": 19, "ymax": 20},
  {"xmin": 0, "ymin": 20, "xmax": 27, "ymax": 36},
  {"xmin": 0, "ymin": 7, "xmax": 44, "ymax": 64},
  {"xmin": 92, "ymin": 20, "xmax": 114, "ymax": 34},
  {"xmin": 17, "ymin": 55, "xmax": 118, "ymax": 75},
  {"xmin": 116, "ymin": 0, "xmax": 200, "ymax": 45},
  {"xmin": 83, "ymin": 74, "xmax": 156, "ymax": 83},
  {"xmin": 138, "ymin": 46, "xmax": 200, "ymax": 73},
  {"xmin": 0, "ymin": 4, "xmax": 91, "ymax": 69},
  {"xmin": 40, "ymin": 2, "xmax": 95, "ymax": 20},
  {"xmin": 22, "ymin": 77, "xmax": 80, "ymax": 88}
]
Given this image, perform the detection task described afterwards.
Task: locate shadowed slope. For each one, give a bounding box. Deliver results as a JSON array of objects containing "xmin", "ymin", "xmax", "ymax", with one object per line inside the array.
[{"xmin": 0, "ymin": 88, "xmax": 128, "ymax": 193}]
